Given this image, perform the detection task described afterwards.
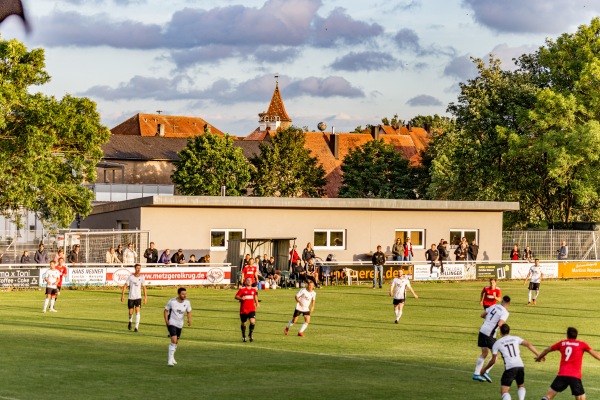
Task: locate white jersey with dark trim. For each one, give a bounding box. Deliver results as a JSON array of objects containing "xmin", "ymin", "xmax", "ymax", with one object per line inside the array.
[
  {"xmin": 295, "ymin": 288, "xmax": 316, "ymax": 312},
  {"xmin": 492, "ymin": 335, "xmax": 524, "ymax": 370},
  {"xmin": 391, "ymin": 277, "xmax": 411, "ymax": 300},
  {"xmin": 528, "ymin": 265, "xmax": 542, "ymax": 283},
  {"xmin": 125, "ymin": 274, "xmax": 146, "ymax": 300},
  {"xmin": 165, "ymin": 298, "xmax": 192, "ymax": 328},
  {"xmin": 44, "ymin": 269, "xmax": 61, "ymax": 289},
  {"xmin": 479, "ymin": 304, "xmax": 509, "ymax": 337}
]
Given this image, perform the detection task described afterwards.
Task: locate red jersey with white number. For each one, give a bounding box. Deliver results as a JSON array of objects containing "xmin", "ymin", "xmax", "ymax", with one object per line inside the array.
[
  {"xmin": 242, "ymin": 265, "xmax": 257, "ymax": 283},
  {"xmin": 551, "ymin": 339, "xmax": 591, "ymax": 379},
  {"xmin": 481, "ymin": 286, "xmax": 501, "ymax": 307},
  {"xmin": 56, "ymin": 265, "xmax": 68, "ymax": 287},
  {"xmin": 236, "ymin": 287, "xmax": 257, "ymax": 314}
]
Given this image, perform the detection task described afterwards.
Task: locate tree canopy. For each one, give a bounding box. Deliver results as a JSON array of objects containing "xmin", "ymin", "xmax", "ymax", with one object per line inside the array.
[
  {"xmin": 0, "ymin": 37, "xmax": 110, "ymax": 228},
  {"xmin": 172, "ymin": 131, "xmax": 251, "ymax": 196},
  {"xmin": 250, "ymin": 127, "xmax": 326, "ymax": 197},
  {"xmin": 424, "ymin": 18, "xmax": 600, "ymax": 227},
  {"xmin": 339, "ymin": 139, "xmax": 416, "ymax": 199}
]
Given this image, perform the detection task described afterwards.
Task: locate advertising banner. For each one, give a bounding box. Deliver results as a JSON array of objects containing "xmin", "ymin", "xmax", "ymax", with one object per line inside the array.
[
  {"xmin": 438, "ymin": 264, "xmax": 465, "ymax": 280},
  {"xmin": 559, "ymin": 261, "xmax": 600, "ymax": 278},
  {"xmin": 510, "ymin": 262, "xmax": 558, "ymax": 279},
  {"xmin": 413, "ymin": 264, "xmax": 433, "ymax": 281},
  {"xmin": 69, "ymin": 267, "xmax": 107, "ymax": 286},
  {"xmin": 105, "ymin": 266, "xmax": 232, "ymax": 286},
  {"xmin": 329, "ymin": 265, "xmax": 414, "ymax": 282},
  {"xmin": 0, "ymin": 268, "xmax": 40, "ymax": 288},
  {"xmin": 476, "ymin": 264, "xmax": 512, "ymax": 280}
]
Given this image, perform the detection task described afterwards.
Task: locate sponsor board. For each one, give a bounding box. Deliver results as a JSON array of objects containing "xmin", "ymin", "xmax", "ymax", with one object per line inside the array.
[
  {"xmin": 510, "ymin": 262, "xmax": 558, "ymax": 279},
  {"xmin": 69, "ymin": 267, "xmax": 106, "ymax": 286},
  {"xmin": 329, "ymin": 265, "xmax": 413, "ymax": 281},
  {"xmin": 0, "ymin": 268, "xmax": 40, "ymax": 288},
  {"xmin": 476, "ymin": 264, "xmax": 512, "ymax": 280},
  {"xmin": 413, "ymin": 264, "xmax": 433, "ymax": 281},
  {"xmin": 105, "ymin": 267, "xmax": 232, "ymax": 286},
  {"xmin": 559, "ymin": 261, "xmax": 600, "ymax": 278},
  {"xmin": 438, "ymin": 264, "xmax": 465, "ymax": 280}
]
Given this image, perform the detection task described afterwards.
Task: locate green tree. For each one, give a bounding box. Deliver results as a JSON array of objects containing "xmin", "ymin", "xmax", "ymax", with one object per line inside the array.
[
  {"xmin": 0, "ymin": 37, "xmax": 110, "ymax": 227},
  {"xmin": 172, "ymin": 132, "xmax": 251, "ymax": 196},
  {"xmin": 339, "ymin": 139, "xmax": 416, "ymax": 199},
  {"xmin": 250, "ymin": 127, "xmax": 326, "ymax": 197}
]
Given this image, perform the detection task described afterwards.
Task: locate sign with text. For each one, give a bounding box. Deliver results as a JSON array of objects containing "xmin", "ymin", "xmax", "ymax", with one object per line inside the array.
[
  {"xmin": 510, "ymin": 262, "xmax": 558, "ymax": 279},
  {"xmin": 105, "ymin": 266, "xmax": 232, "ymax": 286},
  {"xmin": 476, "ymin": 264, "xmax": 512, "ymax": 280},
  {"xmin": 559, "ymin": 261, "xmax": 600, "ymax": 278},
  {"xmin": 0, "ymin": 268, "xmax": 40, "ymax": 288},
  {"xmin": 69, "ymin": 267, "xmax": 106, "ymax": 286}
]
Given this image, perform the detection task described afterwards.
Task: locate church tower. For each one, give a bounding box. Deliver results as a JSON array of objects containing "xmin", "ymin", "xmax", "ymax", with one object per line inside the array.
[{"xmin": 258, "ymin": 75, "xmax": 292, "ymax": 132}]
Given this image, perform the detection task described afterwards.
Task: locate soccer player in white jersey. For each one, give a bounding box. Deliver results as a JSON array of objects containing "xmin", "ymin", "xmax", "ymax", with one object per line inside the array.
[
  {"xmin": 164, "ymin": 287, "xmax": 192, "ymax": 366},
  {"xmin": 473, "ymin": 295, "xmax": 511, "ymax": 383},
  {"xmin": 480, "ymin": 324, "xmax": 541, "ymax": 400},
  {"xmin": 121, "ymin": 263, "xmax": 147, "ymax": 332},
  {"xmin": 389, "ymin": 270, "xmax": 419, "ymax": 324},
  {"xmin": 284, "ymin": 280, "xmax": 316, "ymax": 337},
  {"xmin": 43, "ymin": 261, "xmax": 61, "ymax": 313},
  {"xmin": 523, "ymin": 258, "xmax": 543, "ymax": 305}
]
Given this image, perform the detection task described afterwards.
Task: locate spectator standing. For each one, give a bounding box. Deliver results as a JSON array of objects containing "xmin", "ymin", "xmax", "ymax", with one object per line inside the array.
[
  {"xmin": 115, "ymin": 245, "xmax": 124, "ymax": 263},
  {"xmin": 306, "ymin": 258, "xmax": 320, "ymax": 288},
  {"xmin": 53, "ymin": 248, "xmax": 65, "ymax": 264},
  {"xmin": 20, "ymin": 250, "xmax": 31, "ymax": 264},
  {"xmin": 123, "ymin": 243, "xmax": 138, "ymax": 265},
  {"xmin": 438, "ymin": 240, "xmax": 449, "ymax": 265},
  {"xmin": 510, "ymin": 244, "xmax": 520, "ymax": 261},
  {"xmin": 159, "ymin": 249, "xmax": 171, "ymax": 264},
  {"xmin": 106, "ymin": 247, "xmax": 119, "ymax": 264},
  {"xmin": 426, "ymin": 244, "xmax": 440, "ymax": 275},
  {"xmin": 392, "ymin": 238, "xmax": 403, "ymax": 261},
  {"xmin": 455, "ymin": 242, "xmax": 468, "ymax": 262},
  {"xmin": 34, "ymin": 243, "xmax": 48, "ymax": 264},
  {"xmin": 289, "ymin": 245, "xmax": 300, "ymax": 271},
  {"xmin": 68, "ymin": 244, "xmax": 83, "ymax": 264},
  {"xmin": 171, "ymin": 249, "xmax": 186, "ymax": 264},
  {"xmin": 557, "ymin": 240, "xmax": 568, "ymax": 260},
  {"xmin": 302, "ymin": 243, "xmax": 315, "ymax": 266},
  {"xmin": 403, "ymin": 237, "xmax": 414, "ymax": 262},
  {"xmin": 143, "ymin": 242, "xmax": 158, "ymax": 264},
  {"xmin": 372, "ymin": 245, "xmax": 385, "ymax": 289},
  {"xmin": 522, "ymin": 246, "xmax": 533, "ymax": 263},
  {"xmin": 468, "ymin": 240, "xmax": 479, "ymax": 261}
]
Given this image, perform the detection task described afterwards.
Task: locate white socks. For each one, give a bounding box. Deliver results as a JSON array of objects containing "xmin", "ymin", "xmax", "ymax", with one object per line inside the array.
[
  {"xmin": 286, "ymin": 321, "xmax": 294, "ymax": 329},
  {"xmin": 528, "ymin": 291, "xmax": 533, "ymax": 302},
  {"xmin": 475, "ymin": 356, "xmax": 485, "ymax": 375},
  {"xmin": 168, "ymin": 343, "xmax": 177, "ymax": 364},
  {"xmin": 50, "ymin": 299, "xmax": 55, "ymax": 310},
  {"xmin": 299, "ymin": 323, "xmax": 308, "ymax": 333},
  {"xmin": 395, "ymin": 310, "xmax": 403, "ymax": 321},
  {"xmin": 43, "ymin": 298, "xmax": 49, "ymax": 311},
  {"xmin": 517, "ymin": 387, "xmax": 525, "ymax": 400},
  {"xmin": 135, "ymin": 313, "xmax": 140, "ymax": 329},
  {"xmin": 501, "ymin": 393, "xmax": 511, "ymax": 400}
]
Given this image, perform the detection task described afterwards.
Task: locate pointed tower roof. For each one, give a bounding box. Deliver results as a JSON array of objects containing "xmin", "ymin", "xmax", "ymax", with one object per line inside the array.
[{"xmin": 265, "ymin": 79, "xmax": 291, "ymax": 123}]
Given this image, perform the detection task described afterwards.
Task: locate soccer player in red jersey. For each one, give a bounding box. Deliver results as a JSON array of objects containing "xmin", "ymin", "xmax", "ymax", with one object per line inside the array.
[
  {"xmin": 536, "ymin": 327, "xmax": 600, "ymax": 400},
  {"xmin": 235, "ymin": 278, "xmax": 259, "ymax": 342},
  {"xmin": 241, "ymin": 258, "xmax": 259, "ymax": 287},
  {"xmin": 53, "ymin": 257, "xmax": 68, "ymax": 307},
  {"xmin": 479, "ymin": 278, "xmax": 502, "ymax": 310}
]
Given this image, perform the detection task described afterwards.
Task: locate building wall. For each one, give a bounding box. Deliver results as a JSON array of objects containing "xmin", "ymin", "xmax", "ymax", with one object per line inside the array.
[
  {"xmin": 126, "ymin": 206, "xmax": 504, "ymax": 263},
  {"xmin": 97, "ymin": 160, "xmax": 175, "ymax": 184},
  {"xmin": 81, "ymin": 207, "xmax": 142, "ymax": 230}
]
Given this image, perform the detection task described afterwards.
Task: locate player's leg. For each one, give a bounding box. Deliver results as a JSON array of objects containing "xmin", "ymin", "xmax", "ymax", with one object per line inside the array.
[
  {"xmin": 127, "ymin": 305, "xmax": 134, "ymax": 330},
  {"xmin": 240, "ymin": 314, "xmax": 248, "ymax": 341},
  {"xmin": 285, "ymin": 310, "xmax": 300, "ymax": 334},
  {"xmin": 395, "ymin": 302, "xmax": 405, "ymax": 322},
  {"xmin": 474, "ymin": 341, "xmax": 489, "ymax": 379},
  {"xmin": 49, "ymin": 289, "xmax": 57, "ymax": 311},
  {"xmin": 248, "ymin": 314, "xmax": 256, "ymax": 342},
  {"xmin": 515, "ymin": 368, "xmax": 525, "ymax": 400},
  {"xmin": 167, "ymin": 326, "xmax": 179, "ymax": 366},
  {"xmin": 500, "ymin": 386, "xmax": 511, "ymax": 400},
  {"xmin": 298, "ymin": 314, "xmax": 311, "ymax": 336},
  {"xmin": 533, "ymin": 285, "xmax": 540, "ymax": 304},
  {"xmin": 134, "ymin": 304, "xmax": 141, "ymax": 331},
  {"xmin": 43, "ymin": 291, "xmax": 51, "ymax": 312}
]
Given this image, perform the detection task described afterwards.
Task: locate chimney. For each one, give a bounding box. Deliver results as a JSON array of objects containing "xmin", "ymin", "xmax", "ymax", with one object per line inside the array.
[
  {"xmin": 371, "ymin": 125, "xmax": 379, "ymax": 140},
  {"xmin": 424, "ymin": 123, "xmax": 432, "ymax": 134},
  {"xmin": 329, "ymin": 126, "xmax": 339, "ymax": 160},
  {"xmin": 157, "ymin": 124, "xmax": 165, "ymax": 137},
  {"xmin": 407, "ymin": 122, "xmax": 412, "ymax": 132},
  {"xmin": 204, "ymin": 123, "xmax": 211, "ymax": 133}
]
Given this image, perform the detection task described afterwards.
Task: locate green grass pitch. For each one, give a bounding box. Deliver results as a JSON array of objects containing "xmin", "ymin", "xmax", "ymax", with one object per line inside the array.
[{"xmin": 1, "ymin": 280, "xmax": 600, "ymax": 399}]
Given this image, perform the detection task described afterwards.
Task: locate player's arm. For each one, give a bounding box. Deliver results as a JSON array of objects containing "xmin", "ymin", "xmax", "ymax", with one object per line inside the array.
[
  {"xmin": 121, "ymin": 283, "xmax": 128, "ymax": 302},
  {"xmin": 497, "ymin": 318, "xmax": 507, "ymax": 327},
  {"xmin": 585, "ymin": 348, "xmax": 600, "ymax": 361},
  {"xmin": 535, "ymin": 346, "xmax": 554, "ymax": 362},
  {"xmin": 234, "ymin": 293, "xmax": 243, "ymax": 301},
  {"xmin": 479, "ymin": 288, "xmax": 485, "ymax": 305},
  {"xmin": 186, "ymin": 311, "xmax": 192, "ymax": 327},
  {"xmin": 480, "ymin": 310, "xmax": 488, "ymax": 319},
  {"xmin": 163, "ymin": 308, "xmax": 170, "ymax": 327},
  {"xmin": 142, "ymin": 284, "xmax": 147, "ymax": 305},
  {"xmin": 408, "ymin": 285, "xmax": 418, "ymax": 299},
  {"xmin": 310, "ymin": 297, "xmax": 315, "ymax": 313},
  {"xmin": 523, "ymin": 272, "xmax": 531, "ymax": 285},
  {"xmin": 480, "ymin": 354, "xmax": 497, "ymax": 375},
  {"xmin": 521, "ymin": 340, "xmax": 541, "ymax": 357},
  {"xmin": 389, "ymin": 282, "xmax": 395, "ymax": 297},
  {"xmin": 254, "ymin": 292, "xmax": 260, "ymax": 308},
  {"xmin": 495, "ymin": 289, "xmax": 502, "ymax": 302}
]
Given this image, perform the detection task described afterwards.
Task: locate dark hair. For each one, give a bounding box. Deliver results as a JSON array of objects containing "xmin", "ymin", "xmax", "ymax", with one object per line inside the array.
[
  {"xmin": 178, "ymin": 287, "xmax": 186, "ymax": 295},
  {"xmin": 500, "ymin": 324, "xmax": 510, "ymax": 335},
  {"xmin": 502, "ymin": 295, "xmax": 511, "ymax": 303},
  {"xmin": 567, "ymin": 327, "xmax": 578, "ymax": 339},
  {"xmin": 134, "ymin": 263, "xmax": 141, "ymax": 268}
]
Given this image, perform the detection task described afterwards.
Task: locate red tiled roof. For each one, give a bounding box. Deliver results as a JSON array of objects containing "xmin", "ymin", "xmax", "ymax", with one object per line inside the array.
[
  {"xmin": 111, "ymin": 113, "xmax": 226, "ymax": 137},
  {"xmin": 265, "ymin": 84, "xmax": 291, "ymax": 122}
]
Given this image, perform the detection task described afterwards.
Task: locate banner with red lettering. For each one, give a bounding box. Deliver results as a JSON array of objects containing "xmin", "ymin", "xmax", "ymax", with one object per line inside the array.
[{"xmin": 106, "ymin": 266, "xmax": 232, "ymax": 286}]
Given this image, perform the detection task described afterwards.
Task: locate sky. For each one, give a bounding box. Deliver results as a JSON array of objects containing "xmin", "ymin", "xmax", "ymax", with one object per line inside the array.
[{"xmin": 1, "ymin": 0, "xmax": 599, "ymax": 136}]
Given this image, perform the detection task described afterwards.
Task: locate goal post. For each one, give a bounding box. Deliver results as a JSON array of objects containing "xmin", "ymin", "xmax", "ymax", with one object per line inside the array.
[{"xmin": 62, "ymin": 230, "xmax": 150, "ymax": 264}]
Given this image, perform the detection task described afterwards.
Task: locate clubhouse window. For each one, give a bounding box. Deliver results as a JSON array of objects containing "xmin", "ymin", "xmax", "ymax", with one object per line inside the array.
[
  {"xmin": 449, "ymin": 229, "xmax": 478, "ymax": 248},
  {"xmin": 210, "ymin": 229, "xmax": 244, "ymax": 251},
  {"xmin": 394, "ymin": 229, "xmax": 425, "ymax": 249},
  {"xmin": 314, "ymin": 229, "xmax": 345, "ymax": 249}
]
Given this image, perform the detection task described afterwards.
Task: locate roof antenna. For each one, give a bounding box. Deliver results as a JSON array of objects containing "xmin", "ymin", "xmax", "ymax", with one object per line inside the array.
[
  {"xmin": 156, "ymin": 110, "xmax": 163, "ymax": 114},
  {"xmin": 274, "ymin": 73, "xmax": 279, "ymax": 88}
]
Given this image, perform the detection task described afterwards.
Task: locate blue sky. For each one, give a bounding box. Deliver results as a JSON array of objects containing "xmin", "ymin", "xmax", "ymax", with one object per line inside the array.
[{"xmin": 1, "ymin": 0, "xmax": 599, "ymax": 136}]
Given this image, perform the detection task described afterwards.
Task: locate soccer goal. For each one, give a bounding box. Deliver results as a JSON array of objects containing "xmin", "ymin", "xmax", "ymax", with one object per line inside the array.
[{"xmin": 62, "ymin": 230, "xmax": 150, "ymax": 264}]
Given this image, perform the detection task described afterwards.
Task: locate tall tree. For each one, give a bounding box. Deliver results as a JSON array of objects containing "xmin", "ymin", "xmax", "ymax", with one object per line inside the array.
[
  {"xmin": 172, "ymin": 131, "xmax": 251, "ymax": 196},
  {"xmin": 250, "ymin": 127, "xmax": 326, "ymax": 197},
  {"xmin": 339, "ymin": 139, "xmax": 416, "ymax": 199},
  {"xmin": 0, "ymin": 37, "xmax": 110, "ymax": 227}
]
